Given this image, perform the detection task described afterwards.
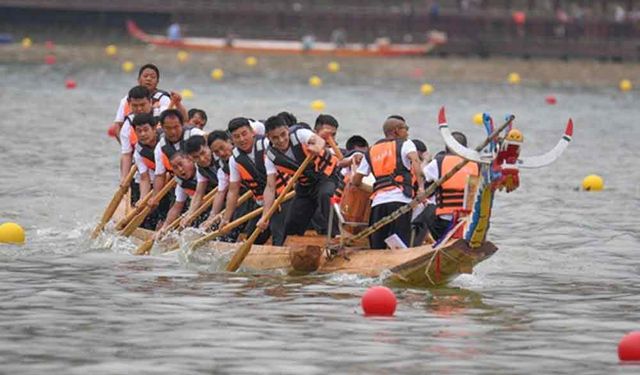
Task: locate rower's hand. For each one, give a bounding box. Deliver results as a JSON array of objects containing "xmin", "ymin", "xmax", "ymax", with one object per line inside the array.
[
  {"xmin": 170, "ymin": 91, "xmax": 183, "ymax": 105},
  {"xmin": 308, "ymin": 143, "xmax": 324, "ymax": 155},
  {"xmin": 147, "ymin": 198, "xmax": 159, "ymax": 210},
  {"xmin": 256, "ymin": 216, "xmax": 269, "ymax": 231},
  {"xmin": 153, "ymin": 228, "xmax": 166, "ymax": 241},
  {"xmin": 352, "ymin": 153, "xmax": 363, "ymax": 165},
  {"xmin": 200, "ymin": 213, "xmax": 222, "ymax": 230},
  {"xmin": 179, "ymin": 216, "xmax": 190, "ymax": 230}
]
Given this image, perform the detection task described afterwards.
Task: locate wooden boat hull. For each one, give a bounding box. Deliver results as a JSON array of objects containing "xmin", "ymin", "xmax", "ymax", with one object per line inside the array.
[
  {"xmin": 126, "ymin": 20, "xmax": 443, "ymax": 58},
  {"xmin": 115, "ymin": 202, "xmax": 497, "ymax": 287}
]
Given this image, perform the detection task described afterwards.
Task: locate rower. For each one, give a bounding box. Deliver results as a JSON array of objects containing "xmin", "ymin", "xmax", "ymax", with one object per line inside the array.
[
  {"xmin": 409, "ymin": 138, "xmax": 437, "ymax": 246},
  {"xmin": 423, "ymin": 131, "xmax": 478, "ymax": 241},
  {"xmin": 262, "ymin": 115, "xmax": 341, "ymax": 238},
  {"xmin": 352, "ymin": 115, "xmax": 425, "ymax": 249},
  {"xmin": 156, "ymin": 151, "xmax": 215, "ymax": 236},
  {"xmin": 130, "ymin": 113, "xmax": 171, "ymax": 229},
  {"xmin": 221, "ymin": 117, "xmax": 290, "ymax": 245},
  {"xmin": 112, "ymin": 64, "xmax": 172, "ymax": 141},
  {"xmin": 152, "ymin": 108, "xmax": 205, "ymax": 197},
  {"xmin": 313, "ymin": 114, "xmax": 339, "ymax": 143},
  {"xmin": 181, "ymin": 135, "xmax": 220, "ymax": 228},
  {"xmin": 187, "ymin": 108, "xmax": 208, "ymax": 130},
  {"xmin": 119, "ymin": 86, "xmax": 152, "ymax": 187},
  {"xmin": 340, "ymin": 135, "xmax": 369, "ymax": 180}
]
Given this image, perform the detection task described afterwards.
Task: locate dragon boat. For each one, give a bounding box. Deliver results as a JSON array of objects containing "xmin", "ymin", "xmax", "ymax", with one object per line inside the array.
[
  {"xmin": 112, "ymin": 108, "xmax": 573, "ymax": 287},
  {"xmin": 126, "ymin": 20, "xmax": 446, "ymax": 58}
]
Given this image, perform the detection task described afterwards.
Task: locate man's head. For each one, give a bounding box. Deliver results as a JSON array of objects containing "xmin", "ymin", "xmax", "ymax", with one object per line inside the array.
[
  {"xmin": 207, "ymin": 130, "xmax": 234, "ymax": 161},
  {"xmin": 412, "ymin": 139, "xmax": 429, "ymax": 161},
  {"xmin": 185, "ymin": 135, "xmax": 211, "ymax": 168},
  {"xmin": 159, "ymin": 109, "xmax": 184, "ymax": 144},
  {"xmin": 188, "ymin": 108, "xmax": 208, "ymax": 129},
  {"xmin": 383, "ymin": 115, "xmax": 409, "ymax": 140},
  {"xmin": 346, "ymin": 135, "xmax": 369, "ymax": 153},
  {"xmin": 127, "ymin": 85, "xmax": 152, "ymax": 115},
  {"xmin": 264, "ymin": 115, "xmax": 290, "ymax": 152},
  {"xmin": 169, "ymin": 151, "xmax": 196, "ymax": 180},
  {"xmin": 314, "ymin": 114, "xmax": 339, "ymax": 141},
  {"xmin": 137, "ymin": 64, "xmax": 160, "ymax": 91},
  {"xmin": 228, "ymin": 117, "xmax": 255, "ymax": 153},
  {"xmin": 131, "ymin": 113, "xmax": 157, "ymax": 146},
  {"xmin": 446, "ymin": 131, "xmax": 468, "ymax": 154},
  {"xmin": 277, "ymin": 111, "xmax": 298, "ymax": 127}
]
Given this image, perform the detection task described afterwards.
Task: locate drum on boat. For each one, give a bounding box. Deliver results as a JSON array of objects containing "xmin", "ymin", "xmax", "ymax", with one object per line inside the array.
[{"xmin": 339, "ymin": 183, "xmax": 371, "ymax": 234}]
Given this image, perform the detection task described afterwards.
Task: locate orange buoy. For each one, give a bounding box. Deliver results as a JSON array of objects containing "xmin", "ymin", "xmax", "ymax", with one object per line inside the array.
[
  {"xmin": 545, "ymin": 95, "xmax": 557, "ymax": 105},
  {"xmin": 361, "ymin": 286, "xmax": 397, "ymax": 316}
]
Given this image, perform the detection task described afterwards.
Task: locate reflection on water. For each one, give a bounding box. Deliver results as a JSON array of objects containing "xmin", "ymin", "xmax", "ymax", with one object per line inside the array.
[{"xmin": 1, "ymin": 59, "xmax": 639, "ymax": 374}]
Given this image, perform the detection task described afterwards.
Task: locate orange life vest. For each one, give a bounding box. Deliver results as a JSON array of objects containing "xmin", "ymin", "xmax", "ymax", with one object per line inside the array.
[
  {"xmin": 123, "ymin": 114, "xmax": 138, "ymax": 147},
  {"xmin": 233, "ymin": 137, "xmax": 288, "ymax": 201},
  {"xmin": 366, "ymin": 139, "xmax": 415, "ymax": 199},
  {"xmin": 435, "ymin": 154, "xmax": 479, "ymax": 216},
  {"xmin": 265, "ymin": 127, "xmax": 339, "ymax": 187}
]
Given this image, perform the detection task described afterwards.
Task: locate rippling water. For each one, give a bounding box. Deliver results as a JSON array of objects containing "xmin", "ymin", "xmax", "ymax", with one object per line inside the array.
[{"xmin": 1, "ymin": 56, "xmax": 639, "ymax": 374}]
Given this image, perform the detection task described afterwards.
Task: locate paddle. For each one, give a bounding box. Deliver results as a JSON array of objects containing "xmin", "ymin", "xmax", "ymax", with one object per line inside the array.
[
  {"xmin": 326, "ymin": 137, "xmax": 344, "ymax": 160},
  {"xmin": 340, "ymin": 114, "xmax": 515, "ymax": 247},
  {"xmin": 132, "ymin": 187, "xmax": 219, "ymax": 255},
  {"xmin": 225, "ymin": 154, "xmax": 314, "ymax": 272},
  {"xmin": 188, "ymin": 190, "xmax": 294, "ymax": 251},
  {"xmin": 114, "ymin": 190, "xmax": 153, "ymax": 230},
  {"xmin": 91, "ymin": 165, "xmax": 138, "ymax": 239},
  {"xmin": 121, "ymin": 179, "xmax": 177, "ymax": 237}
]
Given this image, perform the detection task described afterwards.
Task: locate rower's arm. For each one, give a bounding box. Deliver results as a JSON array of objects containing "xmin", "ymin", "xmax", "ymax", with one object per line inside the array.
[
  {"xmin": 120, "ymin": 153, "xmax": 133, "ymax": 183},
  {"xmin": 352, "ymin": 173, "xmax": 373, "ymax": 193},
  {"xmin": 209, "ymin": 186, "xmax": 227, "ymax": 217},
  {"xmin": 189, "ymin": 181, "xmax": 208, "ymax": 214},
  {"xmin": 261, "ymin": 174, "xmax": 277, "ymax": 220},
  {"xmin": 408, "ymin": 151, "xmax": 426, "ymax": 194},
  {"xmin": 139, "ymin": 172, "xmax": 151, "ymax": 199},
  {"xmin": 306, "ymin": 133, "xmax": 326, "ymax": 155},
  {"xmin": 161, "ymin": 201, "xmax": 184, "ymax": 232},
  {"xmin": 222, "ymin": 181, "xmax": 240, "ymax": 223}
]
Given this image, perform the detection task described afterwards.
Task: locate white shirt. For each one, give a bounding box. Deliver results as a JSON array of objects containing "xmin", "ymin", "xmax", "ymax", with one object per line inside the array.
[
  {"xmin": 114, "ymin": 96, "xmax": 127, "ymax": 123},
  {"xmin": 174, "ymin": 184, "xmax": 188, "ymax": 203},
  {"xmin": 154, "ymin": 127, "xmax": 205, "ymax": 176},
  {"xmin": 356, "ymin": 139, "xmax": 417, "ymax": 207},
  {"xmin": 250, "ymin": 120, "xmax": 265, "ymax": 137},
  {"xmin": 264, "ymin": 128, "xmax": 315, "ymax": 175},
  {"xmin": 216, "ymin": 167, "xmax": 229, "ymax": 191}
]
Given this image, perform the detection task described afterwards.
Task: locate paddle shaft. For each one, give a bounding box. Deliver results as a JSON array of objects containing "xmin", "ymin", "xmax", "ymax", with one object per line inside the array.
[
  {"xmin": 121, "ymin": 179, "xmax": 177, "ymax": 237},
  {"xmin": 115, "ymin": 190, "xmax": 153, "ymax": 230},
  {"xmin": 91, "ymin": 165, "xmax": 137, "ymax": 239},
  {"xmin": 342, "ymin": 115, "xmax": 515, "ymax": 246},
  {"xmin": 189, "ymin": 191, "xmax": 293, "ymax": 251},
  {"xmin": 226, "ymin": 154, "xmax": 315, "ymax": 271}
]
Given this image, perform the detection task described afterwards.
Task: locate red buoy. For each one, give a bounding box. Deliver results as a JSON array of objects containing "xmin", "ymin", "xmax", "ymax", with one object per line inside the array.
[
  {"xmin": 44, "ymin": 54, "xmax": 56, "ymax": 65},
  {"xmin": 545, "ymin": 95, "xmax": 557, "ymax": 105},
  {"xmin": 619, "ymin": 331, "xmax": 640, "ymax": 361},
  {"xmin": 512, "ymin": 11, "xmax": 526, "ymax": 25},
  {"xmin": 107, "ymin": 123, "xmax": 119, "ymax": 138},
  {"xmin": 65, "ymin": 79, "xmax": 77, "ymax": 89},
  {"xmin": 361, "ymin": 286, "xmax": 397, "ymax": 316}
]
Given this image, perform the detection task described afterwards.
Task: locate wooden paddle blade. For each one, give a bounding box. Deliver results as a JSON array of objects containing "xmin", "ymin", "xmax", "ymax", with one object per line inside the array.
[
  {"xmin": 134, "ymin": 239, "xmax": 154, "ymax": 256},
  {"xmin": 115, "ymin": 190, "xmax": 153, "ymax": 230},
  {"xmin": 91, "ymin": 165, "xmax": 137, "ymax": 239},
  {"xmin": 226, "ymin": 229, "xmax": 262, "ymax": 272}
]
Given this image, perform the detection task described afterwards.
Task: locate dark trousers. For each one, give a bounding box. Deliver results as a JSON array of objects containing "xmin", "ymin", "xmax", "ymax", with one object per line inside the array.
[
  {"xmin": 285, "ymin": 178, "xmax": 338, "ymax": 237},
  {"xmin": 369, "ymin": 202, "xmax": 412, "ymax": 250},
  {"xmin": 411, "ymin": 204, "xmax": 436, "ymax": 246},
  {"xmin": 130, "ymin": 182, "xmax": 171, "ymax": 231},
  {"xmin": 244, "ymin": 199, "xmax": 290, "ymax": 246}
]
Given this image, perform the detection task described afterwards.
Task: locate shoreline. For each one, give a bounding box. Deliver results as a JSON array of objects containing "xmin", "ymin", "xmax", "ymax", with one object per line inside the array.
[{"xmin": 1, "ymin": 43, "xmax": 637, "ymax": 88}]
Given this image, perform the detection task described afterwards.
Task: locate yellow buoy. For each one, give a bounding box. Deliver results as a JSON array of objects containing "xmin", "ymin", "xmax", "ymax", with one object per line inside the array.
[
  {"xmin": 309, "ymin": 75, "xmax": 323, "ymax": 87},
  {"xmin": 177, "ymin": 50, "xmax": 189, "ymax": 63},
  {"xmin": 581, "ymin": 174, "xmax": 604, "ymax": 191},
  {"xmin": 619, "ymin": 79, "xmax": 632, "ymax": 92},
  {"xmin": 21, "ymin": 37, "xmax": 32, "ymax": 49},
  {"xmin": 310, "ymin": 100, "xmax": 326, "ymax": 111},
  {"xmin": 327, "ymin": 61, "xmax": 340, "ymax": 73},
  {"xmin": 420, "ymin": 83, "xmax": 434, "ymax": 96},
  {"xmin": 121, "ymin": 61, "xmax": 135, "ymax": 73},
  {"xmin": 210, "ymin": 68, "xmax": 224, "ymax": 80},
  {"xmin": 245, "ymin": 56, "xmax": 258, "ymax": 67},
  {"xmin": 508, "ymin": 72, "xmax": 521, "ymax": 85},
  {"xmin": 473, "ymin": 112, "xmax": 484, "ymax": 125},
  {"xmin": 0, "ymin": 222, "xmax": 25, "ymax": 245},
  {"xmin": 105, "ymin": 44, "xmax": 117, "ymax": 56},
  {"xmin": 181, "ymin": 89, "xmax": 194, "ymax": 99}
]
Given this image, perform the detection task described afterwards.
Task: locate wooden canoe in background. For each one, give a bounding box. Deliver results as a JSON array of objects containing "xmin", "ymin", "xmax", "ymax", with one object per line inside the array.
[{"xmin": 126, "ymin": 20, "xmax": 446, "ymax": 58}]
